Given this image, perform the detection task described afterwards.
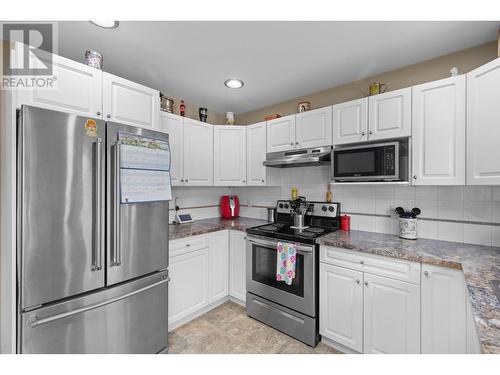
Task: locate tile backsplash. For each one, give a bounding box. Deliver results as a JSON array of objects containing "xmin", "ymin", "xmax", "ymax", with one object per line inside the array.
[{"xmin": 172, "ymin": 165, "xmax": 500, "ymax": 247}]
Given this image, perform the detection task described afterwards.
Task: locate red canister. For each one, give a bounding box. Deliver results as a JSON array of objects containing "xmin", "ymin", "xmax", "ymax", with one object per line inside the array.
[{"xmin": 340, "ymin": 215, "xmax": 351, "ymax": 231}]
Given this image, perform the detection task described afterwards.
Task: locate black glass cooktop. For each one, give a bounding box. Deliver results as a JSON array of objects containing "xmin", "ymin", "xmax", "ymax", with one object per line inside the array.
[{"xmin": 247, "ymin": 222, "xmax": 336, "ymax": 245}]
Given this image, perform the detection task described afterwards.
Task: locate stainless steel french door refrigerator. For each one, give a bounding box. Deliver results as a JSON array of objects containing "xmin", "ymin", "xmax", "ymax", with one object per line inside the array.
[{"xmin": 17, "ymin": 105, "xmax": 171, "ymax": 353}]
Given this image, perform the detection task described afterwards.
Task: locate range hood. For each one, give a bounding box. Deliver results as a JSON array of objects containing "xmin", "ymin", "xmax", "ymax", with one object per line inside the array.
[{"xmin": 263, "ymin": 146, "xmax": 332, "ymax": 168}]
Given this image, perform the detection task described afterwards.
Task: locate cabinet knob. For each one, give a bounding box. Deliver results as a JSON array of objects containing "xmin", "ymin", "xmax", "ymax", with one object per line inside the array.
[
  {"xmin": 185, "ymin": 179, "xmax": 189, "ymax": 182},
  {"xmin": 244, "ymin": 237, "xmax": 247, "ymax": 240},
  {"xmin": 290, "ymin": 142, "xmax": 294, "ymax": 146},
  {"xmin": 180, "ymin": 179, "xmax": 184, "ymax": 182},
  {"xmin": 356, "ymin": 279, "xmax": 360, "ymax": 284},
  {"xmin": 424, "ymin": 271, "xmax": 429, "ymax": 277},
  {"xmin": 361, "ymin": 131, "xmax": 366, "ymax": 136},
  {"xmin": 413, "ymin": 175, "xmax": 418, "ymax": 180},
  {"xmin": 364, "ymin": 281, "xmax": 368, "ymax": 286},
  {"xmin": 369, "ymin": 130, "xmax": 373, "ymax": 135},
  {"xmin": 107, "ymin": 114, "xmax": 111, "ymax": 119},
  {"xmin": 243, "ymin": 180, "xmax": 246, "ymax": 183},
  {"xmin": 295, "ymin": 142, "xmax": 299, "ymax": 145},
  {"xmin": 359, "ymin": 260, "xmax": 364, "ymax": 265},
  {"xmin": 186, "ymin": 243, "xmax": 190, "ymax": 247},
  {"xmin": 261, "ymin": 179, "xmax": 265, "ymax": 183},
  {"xmin": 97, "ymin": 111, "xmax": 101, "ymax": 116}
]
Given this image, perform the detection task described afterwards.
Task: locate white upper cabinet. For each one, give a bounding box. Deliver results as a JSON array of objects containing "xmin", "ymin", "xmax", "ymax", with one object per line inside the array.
[
  {"xmin": 421, "ymin": 264, "xmax": 467, "ymax": 354},
  {"xmin": 412, "ymin": 76, "xmax": 466, "ymax": 185},
  {"xmin": 368, "ymin": 87, "xmax": 411, "ymax": 141},
  {"xmin": 246, "ymin": 122, "xmax": 268, "ymax": 186},
  {"xmin": 266, "ymin": 115, "xmax": 296, "ymax": 153},
  {"xmin": 332, "ymin": 98, "xmax": 368, "ymax": 145},
  {"xmin": 320, "ymin": 263, "xmax": 363, "ymax": 352},
  {"xmin": 214, "ymin": 126, "xmax": 247, "ymax": 186},
  {"xmin": 15, "ymin": 47, "xmax": 102, "ymax": 118},
  {"xmin": 102, "ymin": 72, "xmax": 160, "ymax": 129},
  {"xmin": 467, "ymin": 57, "xmax": 500, "ymax": 185},
  {"xmin": 183, "ymin": 119, "xmax": 214, "ymax": 186},
  {"xmin": 158, "ymin": 112, "xmax": 184, "ymax": 186},
  {"xmin": 363, "ymin": 273, "xmax": 420, "ymax": 354},
  {"xmin": 295, "ymin": 107, "xmax": 332, "ymax": 149}
]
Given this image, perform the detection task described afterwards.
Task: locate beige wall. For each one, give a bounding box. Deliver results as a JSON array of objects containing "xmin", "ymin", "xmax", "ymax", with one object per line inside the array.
[
  {"xmin": 236, "ymin": 41, "xmax": 498, "ymax": 125},
  {"xmin": 162, "ymin": 95, "xmax": 226, "ymax": 124}
]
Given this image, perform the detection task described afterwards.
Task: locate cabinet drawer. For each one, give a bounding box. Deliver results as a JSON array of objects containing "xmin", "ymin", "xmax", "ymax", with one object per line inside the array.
[
  {"xmin": 169, "ymin": 234, "xmax": 209, "ymax": 257},
  {"xmin": 320, "ymin": 246, "xmax": 420, "ymax": 285}
]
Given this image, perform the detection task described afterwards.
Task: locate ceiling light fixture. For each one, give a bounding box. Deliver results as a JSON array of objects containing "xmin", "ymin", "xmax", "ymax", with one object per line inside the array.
[
  {"xmin": 224, "ymin": 79, "xmax": 244, "ymax": 89},
  {"xmin": 90, "ymin": 21, "xmax": 119, "ymax": 29}
]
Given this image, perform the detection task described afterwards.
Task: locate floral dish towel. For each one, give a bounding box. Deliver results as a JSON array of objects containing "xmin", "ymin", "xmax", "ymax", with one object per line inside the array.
[{"xmin": 276, "ymin": 242, "xmax": 296, "ymax": 286}]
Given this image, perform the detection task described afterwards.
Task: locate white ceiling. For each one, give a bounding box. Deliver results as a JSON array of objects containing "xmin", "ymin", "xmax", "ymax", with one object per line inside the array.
[{"xmin": 58, "ymin": 21, "xmax": 500, "ymax": 114}]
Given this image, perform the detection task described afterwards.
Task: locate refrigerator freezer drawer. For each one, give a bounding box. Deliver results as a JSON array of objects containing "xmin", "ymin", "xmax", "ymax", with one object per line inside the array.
[{"xmin": 20, "ymin": 272, "xmax": 169, "ymax": 354}]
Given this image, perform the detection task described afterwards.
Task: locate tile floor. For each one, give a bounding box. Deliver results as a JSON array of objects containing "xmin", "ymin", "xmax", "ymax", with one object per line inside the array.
[{"xmin": 168, "ymin": 301, "xmax": 343, "ymax": 354}]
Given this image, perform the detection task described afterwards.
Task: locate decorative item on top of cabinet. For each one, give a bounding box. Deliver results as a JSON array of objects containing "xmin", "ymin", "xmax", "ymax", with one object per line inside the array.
[
  {"xmin": 102, "ymin": 72, "xmax": 160, "ymax": 129},
  {"xmin": 159, "ymin": 93, "xmax": 174, "ymax": 113},
  {"xmin": 368, "ymin": 87, "xmax": 411, "ymax": 141},
  {"xmin": 225, "ymin": 112, "xmax": 235, "ymax": 125},
  {"xmin": 297, "ymin": 101, "xmax": 311, "ymax": 113},
  {"xmin": 84, "ymin": 50, "xmax": 103, "ymax": 70},
  {"xmin": 369, "ymin": 82, "xmax": 387, "ymax": 96},
  {"xmin": 179, "ymin": 100, "xmax": 186, "ymax": 117},
  {"xmin": 199, "ymin": 107, "xmax": 208, "ymax": 122},
  {"xmin": 466, "ymin": 57, "xmax": 500, "ymax": 185},
  {"xmin": 264, "ymin": 114, "xmax": 281, "ymax": 121},
  {"xmin": 412, "ymin": 75, "xmax": 465, "ymax": 186}
]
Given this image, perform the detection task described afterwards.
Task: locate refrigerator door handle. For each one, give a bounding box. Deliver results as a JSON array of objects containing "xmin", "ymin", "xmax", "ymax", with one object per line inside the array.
[
  {"xmin": 92, "ymin": 138, "xmax": 103, "ymax": 271},
  {"xmin": 28, "ymin": 277, "xmax": 170, "ymax": 328},
  {"xmin": 113, "ymin": 141, "xmax": 122, "ymax": 266}
]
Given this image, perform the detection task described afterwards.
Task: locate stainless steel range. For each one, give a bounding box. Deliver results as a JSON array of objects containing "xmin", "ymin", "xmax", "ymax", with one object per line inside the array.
[{"xmin": 246, "ymin": 200, "xmax": 340, "ymax": 346}]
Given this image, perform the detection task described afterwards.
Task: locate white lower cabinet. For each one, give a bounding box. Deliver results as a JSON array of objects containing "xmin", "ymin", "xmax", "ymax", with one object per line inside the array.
[
  {"xmin": 229, "ymin": 230, "xmax": 247, "ymax": 302},
  {"xmin": 320, "ymin": 264, "xmax": 363, "ymax": 352},
  {"xmin": 208, "ymin": 231, "xmax": 229, "ymax": 303},
  {"xmin": 421, "ymin": 264, "xmax": 467, "ymax": 353},
  {"xmin": 363, "ymin": 273, "xmax": 420, "ymax": 354},
  {"xmin": 168, "ymin": 247, "xmax": 209, "ymax": 325}
]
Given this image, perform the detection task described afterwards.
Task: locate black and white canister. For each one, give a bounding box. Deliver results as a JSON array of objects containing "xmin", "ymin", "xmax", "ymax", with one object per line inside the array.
[{"xmin": 399, "ymin": 217, "xmax": 418, "ymax": 240}]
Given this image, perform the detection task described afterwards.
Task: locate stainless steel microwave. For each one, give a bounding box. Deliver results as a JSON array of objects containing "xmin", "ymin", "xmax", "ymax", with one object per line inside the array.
[{"xmin": 331, "ymin": 141, "xmax": 401, "ymax": 182}]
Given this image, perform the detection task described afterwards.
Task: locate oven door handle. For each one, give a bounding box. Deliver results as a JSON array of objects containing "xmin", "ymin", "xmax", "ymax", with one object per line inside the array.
[{"xmin": 247, "ymin": 237, "xmax": 313, "ymax": 253}]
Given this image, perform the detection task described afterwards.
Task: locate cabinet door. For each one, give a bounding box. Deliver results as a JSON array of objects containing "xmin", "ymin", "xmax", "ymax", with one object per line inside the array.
[
  {"xmin": 266, "ymin": 115, "xmax": 296, "ymax": 153},
  {"xmin": 246, "ymin": 122, "xmax": 267, "ymax": 186},
  {"xmin": 295, "ymin": 106, "xmax": 332, "ymax": 149},
  {"xmin": 229, "ymin": 231, "xmax": 247, "ymax": 302},
  {"xmin": 15, "ymin": 47, "xmax": 102, "ymax": 118},
  {"xmin": 363, "ymin": 273, "xmax": 420, "ymax": 353},
  {"xmin": 158, "ymin": 112, "xmax": 184, "ymax": 186},
  {"xmin": 368, "ymin": 88, "xmax": 411, "ymax": 141},
  {"xmin": 319, "ymin": 264, "xmax": 363, "ymax": 352},
  {"xmin": 183, "ymin": 119, "xmax": 214, "ymax": 186},
  {"xmin": 214, "ymin": 126, "xmax": 247, "ymax": 186},
  {"xmin": 412, "ymin": 76, "xmax": 466, "ymax": 185},
  {"xmin": 168, "ymin": 249, "xmax": 209, "ymax": 325},
  {"xmin": 421, "ymin": 264, "xmax": 467, "ymax": 353},
  {"xmin": 467, "ymin": 57, "xmax": 500, "ymax": 185},
  {"xmin": 209, "ymin": 231, "xmax": 229, "ymax": 303},
  {"xmin": 102, "ymin": 72, "xmax": 160, "ymax": 129},
  {"xmin": 332, "ymin": 98, "xmax": 368, "ymax": 145}
]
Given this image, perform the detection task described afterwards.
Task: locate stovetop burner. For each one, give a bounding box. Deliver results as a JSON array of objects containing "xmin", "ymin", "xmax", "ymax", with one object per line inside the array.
[{"xmin": 247, "ymin": 223, "xmax": 335, "ymax": 244}]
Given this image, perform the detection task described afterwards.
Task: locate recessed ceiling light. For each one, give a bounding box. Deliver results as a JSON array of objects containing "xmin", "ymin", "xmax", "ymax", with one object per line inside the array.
[
  {"xmin": 90, "ymin": 21, "xmax": 119, "ymax": 29},
  {"xmin": 224, "ymin": 79, "xmax": 244, "ymax": 89}
]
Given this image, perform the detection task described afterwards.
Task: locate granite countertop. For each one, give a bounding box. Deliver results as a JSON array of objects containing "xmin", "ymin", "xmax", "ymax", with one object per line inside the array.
[
  {"xmin": 316, "ymin": 230, "xmax": 500, "ymax": 354},
  {"xmin": 169, "ymin": 217, "xmax": 268, "ymax": 241}
]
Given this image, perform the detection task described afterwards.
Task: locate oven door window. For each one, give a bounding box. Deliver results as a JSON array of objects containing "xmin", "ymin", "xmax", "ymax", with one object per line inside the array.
[{"xmin": 251, "ymin": 244, "xmax": 304, "ymax": 297}]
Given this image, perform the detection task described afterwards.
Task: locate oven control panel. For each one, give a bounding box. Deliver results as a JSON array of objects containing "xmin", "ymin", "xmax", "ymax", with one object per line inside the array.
[{"xmin": 276, "ymin": 200, "xmax": 340, "ymax": 217}]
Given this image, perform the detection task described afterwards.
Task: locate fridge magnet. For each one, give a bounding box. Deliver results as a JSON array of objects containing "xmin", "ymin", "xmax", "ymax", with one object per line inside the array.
[{"xmin": 84, "ymin": 119, "xmax": 97, "ymax": 137}]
